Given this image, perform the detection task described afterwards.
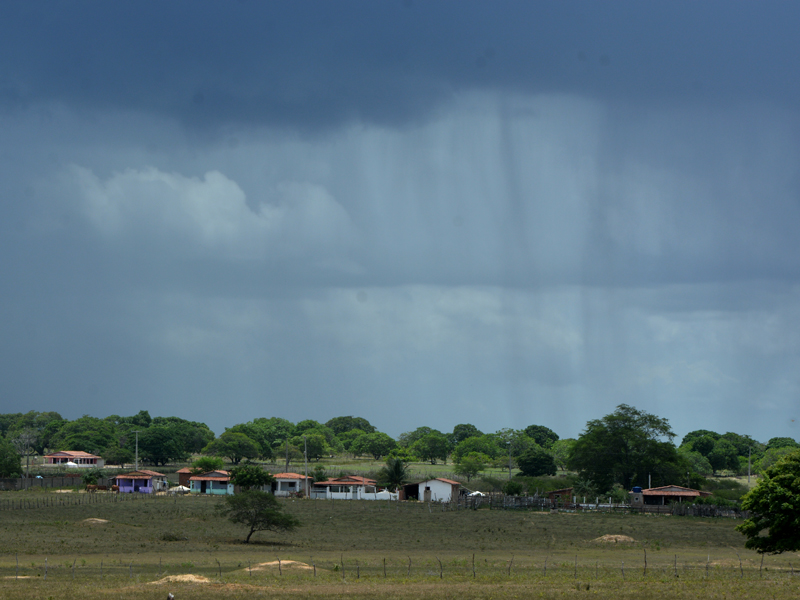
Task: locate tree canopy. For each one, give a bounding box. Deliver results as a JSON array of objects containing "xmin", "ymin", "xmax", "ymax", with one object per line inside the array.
[
  {"xmin": 737, "ymin": 449, "xmax": 800, "ymax": 553},
  {"xmin": 0, "ymin": 435, "xmax": 22, "ymax": 477},
  {"xmin": 203, "ymin": 431, "xmax": 260, "ymax": 465},
  {"xmin": 568, "ymin": 404, "xmax": 682, "ymax": 492},
  {"xmin": 216, "ymin": 490, "xmax": 300, "ymax": 543}
]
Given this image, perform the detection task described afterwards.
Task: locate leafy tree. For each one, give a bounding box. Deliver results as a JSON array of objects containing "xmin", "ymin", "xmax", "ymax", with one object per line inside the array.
[
  {"xmin": 687, "ymin": 434, "xmax": 718, "ymax": 458},
  {"xmin": 139, "ymin": 425, "xmax": 189, "ymax": 466},
  {"xmin": 454, "ymin": 452, "xmax": 488, "ymax": 482},
  {"xmin": 398, "ymin": 427, "xmax": 437, "ymax": 448},
  {"xmin": 452, "ymin": 435, "xmax": 501, "ymax": 461},
  {"xmin": 502, "ymin": 480, "xmax": 524, "ymax": 495},
  {"xmin": 678, "ymin": 448, "xmax": 713, "ymax": 476},
  {"xmin": 48, "ymin": 415, "xmax": 117, "ymax": 455},
  {"xmin": 325, "ymin": 416, "xmax": 376, "ymax": 435},
  {"xmin": 191, "ymin": 456, "xmax": 225, "ymax": 474},
  {"xmin": 450, "ymin": 423, "xmax": 483, "ymax": 445},
  {"xmin": 81, "ymin": 468, "xmax": 105, "ymax": 486},
  {"xmin": 736, "ymin": 450, "xmax": 800, "ymax": 553},
  {"xmin": 203, "ymin": 431, "xmax": 260, "ymax": 465},
  {"xmin": 350, "ymin": 432, "xmax": 396, "ymax": 460},
  {"xmin": 230, "ymin": 463, "xmax": 274, "ymax": 490},
  {"xmin": 151, "ymin": 417, "xmax": 215, "ymax": 454},
  {"xmin": 680, "ymin": 429, "xmax": 720, "ymax": 449},
  {"xmin": 766, "ymin": 437, "xmax": 799, "ymax": 450},
  {"xmin": 523, "ymin": 425, "xmax": 559, "ymax": 449},
  {"xmin": 568, "ymin": 404, "xmax": 680, "ymax": 491},
  {"xmin": 312, "ymin": 465, "xmax": 328, "ymax": 482},
  {"xmin": 291, "ymin": 433, "xmax": 329, "ymax": 461},
  {"xmin": 707, "ymin": 438, "xmax": 739, "ymax": 473},
  {"xmin": 101, "ymin": 443, "xmax": 133, "ymax": 466},
  {"xmin": 758, "ymin": 446, "xmax": 798, "ymax": 472},
  {"xmin": 411, "ymin": 432, "xmax": 450, "ymax": 464},
  {"xmin": 216, "ymin": 490, "xmax": 300, "ymax": 543},
  {"xmin": 338, "ymin": 429, "xmax": 367, "ymax": 454},
  {"xmin": 517, "ymin": 446, "xmax": 557, "ymax": 477},
  {"xmin": 0, "ymin": 436, "xmax": 22, "ymax": 477},
  {"xmin": 550, "ymin": 438, "xmax": 575, "ymax": 471},
  {"xmin": 377, "ymin": 457, "xmax": 409, "ymax": 491}
]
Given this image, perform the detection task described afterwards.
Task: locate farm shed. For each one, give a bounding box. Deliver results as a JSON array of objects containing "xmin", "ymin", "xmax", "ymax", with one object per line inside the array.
[
  {"xmin": 629, "ymin": 485, "xmax": 711, "ymax": 508},
  {"xmin": 271, "ymin": 472, "xmax": 313, "ymax": 497},
  {"xmin": 311, "ymin": 475, "xmax": 397, "ymax": 500},
  {"xmin": 404, "ymin": 478, "xmax": 460, "ymax": 502},
  {"xmin": 43, "ymin": 451, "xmax": 104, "ymax": 468},
  {"xmin": 547, "ymin": 487, "xmax": 574, "ymax": 507},
  {"xmin": 114, "ymin": 470, "xmax": 167, "ymax": 493},
  {"xmin": 189, "ymin": 470, "xmax": 233, "ymax": 495}
]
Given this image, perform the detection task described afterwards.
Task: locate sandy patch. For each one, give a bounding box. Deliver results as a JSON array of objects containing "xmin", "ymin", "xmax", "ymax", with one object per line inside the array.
[
  {"xmin": 246, "ymin": 560, "xmax": 317, "ymax": 572},
  {"xmin": 3, "ymin": 576, "xmax": 34, "ymax": 579},
  {"xmin": 148, "ymin": 574, "xmax": 212, "ymax": 584},
  {"xmin": 53, "ymin": 489, "xmax": 74, "ymax": 493},
  {"xmin": 592, "ymin": 534, "xmax": 636, "ymax": 543},
  {"xmin": 81, "ymin": 518, "xmax": 109, "ymax": 524}
]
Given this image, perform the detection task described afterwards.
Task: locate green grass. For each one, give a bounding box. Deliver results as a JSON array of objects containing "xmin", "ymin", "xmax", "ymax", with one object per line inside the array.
[{"xmin": 0, "ymin": 489, "xmax": 797, "ymax": 599}]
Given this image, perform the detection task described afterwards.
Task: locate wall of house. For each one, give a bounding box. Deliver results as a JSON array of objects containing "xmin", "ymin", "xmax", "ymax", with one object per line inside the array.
[{"xmin": 419, "ymin": 480, "xmax": 456, "ymax": 502}]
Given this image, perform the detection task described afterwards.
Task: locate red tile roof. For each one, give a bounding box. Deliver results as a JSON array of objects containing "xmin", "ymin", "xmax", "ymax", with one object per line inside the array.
[
  {"xmin": 641, "ymin": 486, "xmax": 711, "ymax": 497},
  {"xmin": 45, "ymin": 451, "xmax": 102, "ymax": 459},
  {"xmin": 115, "ymin": 470, "xmax": 166, "ymax": 480},
  {"xmin": 176, "ymin": 467, "xmax": 193, "ymax": 474},
  {"xmin": 189, "ymin": 470, "xmax": 231, "ymax": 482},
  {"xmin": 272, "ymin": 472, "xmax": 312, "ymax": 480},
  {"xmin": 314, "ymin": 475, "xmax": 377, "ymax": 487}
]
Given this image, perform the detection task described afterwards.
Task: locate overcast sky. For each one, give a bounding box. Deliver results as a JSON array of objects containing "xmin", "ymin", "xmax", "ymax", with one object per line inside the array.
[{"xmin": 2, "ymin": 1, "xmax": 799, "ymax": 442}]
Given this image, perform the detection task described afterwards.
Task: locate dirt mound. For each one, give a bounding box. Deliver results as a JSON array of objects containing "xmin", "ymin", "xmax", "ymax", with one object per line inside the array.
[
  {"xmin": 592, "ymin": 534, "xmax": 636, "ymax": 543},
  {"xmin": 81, "ymin": 518, "xmax": 109, "ymax": 524},
  {"xmin": 148, "ymin": 574, "xmax": 211, "ymax": 584},
  {"xmin": 247, "ymin": 560, "xmax": 316, "ymax": 572}
]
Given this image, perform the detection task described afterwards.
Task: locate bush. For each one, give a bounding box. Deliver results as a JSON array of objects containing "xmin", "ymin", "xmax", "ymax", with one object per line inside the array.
[{"xmin": 502, "ymin": 480, "xmax": 524, "ymax": 496}]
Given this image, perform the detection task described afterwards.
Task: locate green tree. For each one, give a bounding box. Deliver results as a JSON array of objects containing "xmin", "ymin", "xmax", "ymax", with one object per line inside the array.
[
  {"xmin": 291, "ymin": 433, "xmax": 329, "ymax": 461},
  {"xmin": 517, "ymin": 446, "xmax": 557, "ymax": 477},
  {"xmin": 0, "ymin": 436, "xmax": 22, "ymax": 477},
  {"xmin": 766, "ymin": 437, "xmax": 798, "ymax": 450},
  {"xmin": 680, "ymin": 429, "xmax": 720, "ymax": 449},
  {"xmin": 191, "ymin": 456, "xmax": 225, "ymax": 474},
  {"xmin": 454, "ymin": 452, "xmax": 488, "ymax": 482},
  {"xmin": 325, "ymin": 416, "xmax": 376, "ymax": 435},
  {"xmin": 203, "ymin": 431, "xmax": 260, "ymax": 465},
  {"xmin": 450, "ymin": 423, "xmax": 483, "ymax": 445},
  {"xmin": 568, "ymin": 404, "xmax": 680, "ymax": 491},
  {"xmin": 758, "ymin": 446, "xmax": 798, "ymax": 472},
  {"xmin": 139, "ymin": 425, "xmax": 189, "ymax": 466},
  {"xmin": 48, "ymin": 415, "xmax": 117, "ymax": 455},
  {"xmin": 377, "ymin": 457, "xmax": 409, "ymax": 491},
  {"xmin": 678, "ymin": 448, "xmax": 713, "ymax": 476},
  {"xmin": 550, "ymin": 438, "xmax": 575, "ymax": 471},
  {"xmin": 523, "ymin": 424, "xmax": 559, "ymax": 449},
  {"xmin": 707, "ymin": 438, "xmax": 739, "ymax": 473},
  {"xmin": 398, "ymin": 427, "xmax": 437, "ymax": 448},
  {"xmin": 452, "ymin": 435, "xmax": 501, "ymax": 461},
  {"xmin": 502, "ymin": 480, "xmax": 524, "ymax": 496},
  {"xmin": 216, "ymin": 490, "xmax": 300, "ymax": 543},
  {"xmin": 411, "ymin": 432, "xmax": 450, "ymax": 464},
  {"xmin": 350, "ymin": 432, "xmax": 396, "ymax": 460},
  {"xmin": 230, "ymin": 463, "xmax": 274, "ymax": 490},
  {"xmin": 736, "ymin": 450, "xmax": 800, "ymax": 553}
]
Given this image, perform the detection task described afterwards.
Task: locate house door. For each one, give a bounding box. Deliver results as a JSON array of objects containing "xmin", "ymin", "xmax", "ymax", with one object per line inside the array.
[
  {"xmin": 201, "ymin": 481, "xmax": 207, "ymax": 493},
  {"xmin": 424, "ymin": 486, "xmax": 431, "ymax": 502}
]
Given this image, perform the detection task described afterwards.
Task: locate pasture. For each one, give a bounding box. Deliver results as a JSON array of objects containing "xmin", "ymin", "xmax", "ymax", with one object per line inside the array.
[{"xmin": 0, "ymin": 490, "xmax": 797, "ymax": 599}]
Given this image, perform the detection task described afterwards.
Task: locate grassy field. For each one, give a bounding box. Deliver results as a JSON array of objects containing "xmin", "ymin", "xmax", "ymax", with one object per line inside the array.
[{"xmin": 0, "ymin": 490, "xmax": 797, "ymax": 599}]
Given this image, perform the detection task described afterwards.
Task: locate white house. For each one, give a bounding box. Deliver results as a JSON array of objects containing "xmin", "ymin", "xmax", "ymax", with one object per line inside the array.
[
  {"xmin": 311, "ymin": 475, "xmax": 398, "ymax": 500},
  {"xmin": 405, "ymin": 478, "xmax": 461, "ymax": 502},
  {"xmin": 271, "ymin": 472, "xmax": 313, "ymax": 497}
]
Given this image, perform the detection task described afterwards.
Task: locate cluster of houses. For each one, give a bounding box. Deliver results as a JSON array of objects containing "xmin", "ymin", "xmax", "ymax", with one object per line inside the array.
[{"xmin": 42, "ymin": 450, "xmax": 711, "ymax": 508}]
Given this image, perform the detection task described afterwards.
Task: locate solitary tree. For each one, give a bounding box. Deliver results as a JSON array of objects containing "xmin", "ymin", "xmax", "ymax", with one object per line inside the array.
[
  {"xmin": 454, "ymin": 452, "xmax": 489, "ymax": 482},
  {"xmin": 736, "ymin": 449, "xmax": 800, "ymax": 553},
  {"xmin": 516, "ymin": 446, "xmax": 557, "ymax": 477},
  {"xmin": 377, "ymin": 457, "xmax": 409, "ymax": 491},
  {"xmin": 216, "ymin": 490, "xmax": 300, "ymax": 543}
]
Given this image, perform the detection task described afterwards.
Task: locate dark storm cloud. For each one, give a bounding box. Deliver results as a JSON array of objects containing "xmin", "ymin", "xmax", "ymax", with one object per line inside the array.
[{"xmin": 2, "ymin": 1, "xmax": 800, "ymax": 132}]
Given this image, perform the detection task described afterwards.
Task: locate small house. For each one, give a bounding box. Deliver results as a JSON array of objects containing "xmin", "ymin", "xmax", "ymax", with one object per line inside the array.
[
  {"xmin": 311, "ymin": 475, "xmax": 397, "ymax": 500},
  {"xmin": 271, "ymin": 472, "xmax": 313, "ymax": 497},
  {"xmin": 547, "ymin": 487, "xmax": 574, "ymax": 507},
  {"xmin": 403, "ymin": 478, "xmax": 460, "ymax": 502},
  {"xmin": 43, "ymin": 451, "xmax": 104, "ymax": 468},
  {"xmin": 189, "ymin": 470, "xmax": 233, "ymax": 495},
  {"xmin": 629, "ymin": 485, "xmax": 711, "ymax": 508},
  {"xmin": 114, "ymin": 470, "xmax": 167, "ymax": 493}
]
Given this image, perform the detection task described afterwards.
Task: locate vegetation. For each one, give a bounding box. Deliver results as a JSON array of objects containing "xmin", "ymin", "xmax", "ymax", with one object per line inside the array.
[
  {"xmin": 377, "ymin": 457, "xmax": 409, "ymax": 491},
  {"xmin": 737, "ymin": 449, "xmax": 800, "ymax": 553},
  {"xmin": 216, "ymin": 489, "xmax": 300, "ymax": 543},
  {"xmin": 0, "ymin": 435, "xmax": 21, "ymax": 477}
]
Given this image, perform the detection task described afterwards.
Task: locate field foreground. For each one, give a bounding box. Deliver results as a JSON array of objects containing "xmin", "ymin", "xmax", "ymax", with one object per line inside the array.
[{"xmin": 1, "ymin": 492, "xmax": 798, "ymax": 599}]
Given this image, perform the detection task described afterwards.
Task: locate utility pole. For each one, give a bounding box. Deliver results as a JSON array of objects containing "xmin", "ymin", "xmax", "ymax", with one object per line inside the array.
[
  {"xmin": 133, "ymin": 431, "xmax": 140, "ymax": 471},
  {"xmin": 303, "ymin": 435, "xmax": 309, "ymax": 497},
  {"xmin": 507, "ymin": 441, "xmax": 512, "ymax": 480}
]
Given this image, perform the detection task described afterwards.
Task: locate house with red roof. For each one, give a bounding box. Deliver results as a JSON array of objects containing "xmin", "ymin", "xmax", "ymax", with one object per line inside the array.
[
  {"xmin": 43, "ymin": 451, "xmax": 104, "ymax": 468},
  {"xmin": 271, "ymin": 472, "xmax": 313, "ymax": 497},
  {"xmin": 629, "ymin": 485, "xmax": 711, "ymax": 509},
  {"xmin": 403, "ymin": 478, "xmax": 461, "ymax": 502},
  {"xmin": 114, "ymin": 470, "xmax": 167, "ymax": 493},
  {"xmin": 189, "ymin": 470, "xmax": 233, "ymax": 495},
  {"xmin": 311, "ymin": 475, "xmax": 397, "ymax": 500}
]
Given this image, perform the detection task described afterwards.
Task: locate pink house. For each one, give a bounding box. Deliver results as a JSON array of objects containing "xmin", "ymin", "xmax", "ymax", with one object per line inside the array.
[{"xmin": 43, "ymin": 451, "xmax": 104, "ymax": 468}]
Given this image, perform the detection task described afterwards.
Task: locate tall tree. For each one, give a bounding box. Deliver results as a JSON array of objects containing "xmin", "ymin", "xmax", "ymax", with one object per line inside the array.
[
  {"xmin": 377, "ymin": 457, "xmax": 409, "ymax": 491},
  {"xmin": 568, "ymin": 404, "xmax": 681, "ymax": 492},
  {"xmin": 203, "ymin": 431, "xmax": 260, "ymax": 465},
  {"xmin": 325, "ymin": 416, "xmax": 376, "ymax": 435},
  {"xmin": 216, "ymin": 490, "xmax": 300, "ymax": 543},
  {"xmin": 523, "ymin": 424, "xmax": 559, "ymax": 449},
  {"xmin": 737, "ymin": 450, "xmax": 800, "ymax": 553},
  {"xmin": 0, "ymin": 435, "xmax": 22, "ymax": 477}
]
